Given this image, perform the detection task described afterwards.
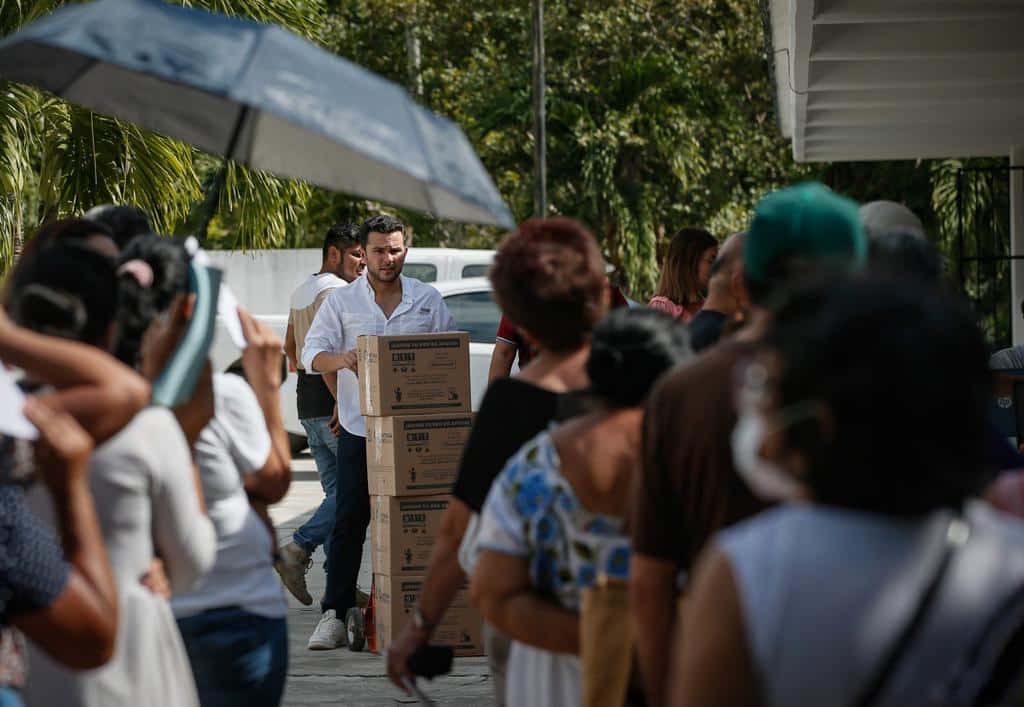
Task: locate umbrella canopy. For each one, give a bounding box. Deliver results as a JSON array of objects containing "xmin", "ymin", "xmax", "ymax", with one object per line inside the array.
[{"xmin": 0, "ymin": 0, "xmax": 515, "ymax": 229}]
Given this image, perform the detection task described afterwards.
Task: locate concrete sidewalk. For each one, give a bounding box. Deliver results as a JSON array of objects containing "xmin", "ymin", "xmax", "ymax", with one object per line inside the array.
[{"xmin": 270, "ymin": 457, "xmax": 492, "ymax": 706}]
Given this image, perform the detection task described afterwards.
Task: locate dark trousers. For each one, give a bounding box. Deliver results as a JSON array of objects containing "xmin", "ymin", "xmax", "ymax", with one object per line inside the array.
[
  {"xmin": 321, "ymin": 427, "xmax": 369, "ymax": 614},
  {"xmin": 177, "ymin": 607, "xmax": 288, "ymax": 707}
]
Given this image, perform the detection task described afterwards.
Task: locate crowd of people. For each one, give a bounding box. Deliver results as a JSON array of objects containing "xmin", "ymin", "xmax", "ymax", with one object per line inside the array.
[
  {"xmin": 384, "ymin": 183, "xmax": 1024, "ymax": 707},
  {"xmin": 4, "ymin": 180, "xmax": 1024, "ymax": 707}
]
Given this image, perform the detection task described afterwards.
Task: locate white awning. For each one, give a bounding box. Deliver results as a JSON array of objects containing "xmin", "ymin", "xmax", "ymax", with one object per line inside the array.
[{"xmin": 768, "ymin": 0, "xmax": 1024, "ymax": 162}]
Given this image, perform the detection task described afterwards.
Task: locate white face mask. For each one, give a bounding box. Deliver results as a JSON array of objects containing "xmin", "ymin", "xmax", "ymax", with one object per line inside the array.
[{"xmin": 731, "ymin": 410, "xmax": 804, "ymax": 502}]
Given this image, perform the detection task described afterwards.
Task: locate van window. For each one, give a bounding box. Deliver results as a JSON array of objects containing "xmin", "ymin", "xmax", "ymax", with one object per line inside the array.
[
  {"xmin": 461, "ymin": 264, "xmax": 489, "ymax": 279},
  {"xmin": 443, "ymin": 291, "xmax": 501, "ymax": 344},
  {"xmin": 403, "ymin": 264, "xmax": 438, "ymax": 283}
]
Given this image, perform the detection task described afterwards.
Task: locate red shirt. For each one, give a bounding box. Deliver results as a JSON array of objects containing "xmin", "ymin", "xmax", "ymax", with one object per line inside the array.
[{"xmin": 495, "ymin": 285, "xmax": 630, "ymax": 368}]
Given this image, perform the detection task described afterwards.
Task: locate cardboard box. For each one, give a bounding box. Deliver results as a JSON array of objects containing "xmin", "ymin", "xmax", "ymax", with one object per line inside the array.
[
  {"xmin": 371, "ymin": 494, "xmax": 450, "ymax": 576},
  {"xmin": 373, "ymin": 574, "xmax": 484, "ymax": 656},
  {"xmin": 358, "ymin": 332, "xmax": 471, "ymax": 417},
  {"xmin": 366, "ymin": 413, "xmax": 474, "ymax": 496}
]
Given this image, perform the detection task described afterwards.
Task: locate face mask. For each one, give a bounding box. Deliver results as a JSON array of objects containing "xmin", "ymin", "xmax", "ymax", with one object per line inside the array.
[{"xmin": 731, "ymin": 410, "xmax": 804, "ymax": 502}]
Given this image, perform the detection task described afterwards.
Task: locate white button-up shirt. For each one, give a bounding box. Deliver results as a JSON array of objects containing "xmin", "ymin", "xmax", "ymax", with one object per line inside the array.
[{"xmin": 301, "ymin": 274, "xmax": 457, "ymax": 437}]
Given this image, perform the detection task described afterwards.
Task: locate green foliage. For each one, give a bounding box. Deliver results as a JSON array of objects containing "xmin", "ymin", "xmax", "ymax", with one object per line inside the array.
[
  {"xmin": 0, "ymin": 0, "xmax": 1004, "ymax": 304},
  {"xmin": 299, "ymin": 0, "xmax": 812, "ymax": 297},
  {"xmin": 0, "ymin": 0, "xmax": 326, "ymax": 271}
]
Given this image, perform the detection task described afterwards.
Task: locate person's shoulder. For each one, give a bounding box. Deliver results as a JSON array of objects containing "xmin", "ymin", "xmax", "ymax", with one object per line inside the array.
[
  {"xmin": 716, "ymin": 504, "xmax": 798, "ymax": 557},
  {"xmin": 130, "ymin": 408, "xmax": 190, "ymax": 471},
  {"xmin": 496, "ymin": 430, "xmax": 557, "ymax": 490},
  {"xmin": 93, "ymin": 408, "xmax": 188, "ymax": 475},
  {"xmin": 326, "ymin": 275, "xmax": 360, "ymax": 301},
  {"xmin": 991, "ymin": 345, "xmax": 1024, "ymax": 370},
  {"xmin": 213, "ymin": 371, "xmax": 259, "ymax": 408},
  {"xmin": 291, "ymin": 273, "xmax": 336, "ymax": 307},
  {"xmin": 480, "ymin": 378, "xmax": 551, "ymax": 409},
  {"xmin": 969, "ymin": 499, "xmax": 1024, "ymax": 547},
  {"xmin": 657, "ymin": 339, "xmax": 752, "ymax": 391},
  {"xmin": 126, "ymin": 406, "xmax": 182, "ymax": 439}
]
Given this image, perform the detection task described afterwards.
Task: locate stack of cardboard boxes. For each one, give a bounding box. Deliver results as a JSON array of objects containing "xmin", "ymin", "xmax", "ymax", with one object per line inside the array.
[{"xmin": 357, "ymin": 331, "xmax": 484, "ymax": 656}]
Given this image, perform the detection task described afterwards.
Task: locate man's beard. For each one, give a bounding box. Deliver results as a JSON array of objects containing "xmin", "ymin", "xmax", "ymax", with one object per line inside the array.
[{"xmin": 368, "ymin": 265, "xmax": 401, "ymax": 283}]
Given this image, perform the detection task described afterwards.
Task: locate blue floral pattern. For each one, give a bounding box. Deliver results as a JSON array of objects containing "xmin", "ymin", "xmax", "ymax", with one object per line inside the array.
[{"xmin": 477, "ymin": 431, "xmax": 632, "ymax": 612}]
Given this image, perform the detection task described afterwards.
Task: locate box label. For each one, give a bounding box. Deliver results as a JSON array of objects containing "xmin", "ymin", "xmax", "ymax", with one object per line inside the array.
[
  {"xmin": 373, "ymin": 573, "xmax": 483, "ymax": 657},
  {"xmin": 358, "ymin": 333, "xmax": 471, "ymax": 417}
]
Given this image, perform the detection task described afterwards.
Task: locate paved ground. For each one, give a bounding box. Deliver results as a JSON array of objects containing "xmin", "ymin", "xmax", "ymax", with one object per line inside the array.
[{"xmin": 269, "ymin": 456, "xmax": 492, "ymax": 706}]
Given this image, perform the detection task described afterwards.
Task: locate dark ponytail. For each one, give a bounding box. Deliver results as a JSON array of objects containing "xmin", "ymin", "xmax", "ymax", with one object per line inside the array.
[{"xmin": 114, "ymin": 235, "xmax": 190, "ymax": 367}]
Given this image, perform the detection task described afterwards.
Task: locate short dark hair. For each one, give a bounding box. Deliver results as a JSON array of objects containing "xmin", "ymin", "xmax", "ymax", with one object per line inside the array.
[
  {"xmin": 490, "ymin": 217, "xmax": 608, "ymax": 353},
  {"xmin": 358, "ymin": 215, "xmax": 406, "ymax": 247},
  {"xmin": 768, "ymin": 275, "xmax": 990, "ymax": 515},
  {"xmin": 84, "ymin": 204, "xmax": 153, "ymax": 249},
  {"xmin": 867, "ymin": 229, "xmax": 944, "ymax": 286},
  {"xmin": 587, "ymin": 308, "xmax": 691, "ymax": 407},
  {"xmin": 324, "ymin": 222, "xmax": 360, "ymax": 260}
]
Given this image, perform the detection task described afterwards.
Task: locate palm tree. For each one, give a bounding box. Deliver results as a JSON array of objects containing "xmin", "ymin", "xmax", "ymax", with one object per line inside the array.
[{"xmin": 0, "ymin": 0, "xmax": 325, "ymax": 273}]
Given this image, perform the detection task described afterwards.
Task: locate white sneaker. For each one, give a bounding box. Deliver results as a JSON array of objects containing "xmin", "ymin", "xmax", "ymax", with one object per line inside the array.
[
  {"xmin": 307, "ymin": 609, "xmax": 347, "ymax": 650},
  {"xmin": 274, "ymin": 542, "xmax": 313, "ymax": 606}
]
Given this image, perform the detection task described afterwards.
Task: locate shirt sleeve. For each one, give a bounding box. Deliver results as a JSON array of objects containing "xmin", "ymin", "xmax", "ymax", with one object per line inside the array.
[
  {"xmin": 434, "ymin": 291, "xmax": 457, "ymax": 332},
  {"xmin": 215, "ymin": 374, "xmax": 273, "ymax": 477},
  {"xmin": 302, "ymin": 291, "xmax": 343, "ymax": 372},
  {"xmin": 0, "ymin": 486, "xmax": 69, "ymax": 621},
  {"xmin": 146, "ymin": 410, "xmax": 217, "ymax": 593},
  {"xmin": 495, "ymin": 315, "xmax": 519, "ymax": 346},
  {"xmin": 476, "ymin": 464, "xmax": 529, "ymax": 557},
  {"xmin": 452, "ymin": 383, "xmax": 510, "ymax": 511}
]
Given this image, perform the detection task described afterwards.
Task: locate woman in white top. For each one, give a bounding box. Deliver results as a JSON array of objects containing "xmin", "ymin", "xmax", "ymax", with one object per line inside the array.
[
  {"xmin": 117, "ymin": 236, "xmax": 292, "ymax": 707},
  {"xmin": 7, "ymin": 239, "xmax": 216, "ymax": 707},
  {"xmin": 672, "ymin": 277, "xmax": 1024, "ymax": 707}
]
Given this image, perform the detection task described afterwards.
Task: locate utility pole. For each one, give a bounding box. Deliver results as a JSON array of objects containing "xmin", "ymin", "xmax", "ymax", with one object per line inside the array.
[
  {"xmin": 532, "ymin": 0, "xmax": 547, "ymax": 218},
  {"xmin": 405, "ymin": 0, "xmax": 423, "ymax": 98}
]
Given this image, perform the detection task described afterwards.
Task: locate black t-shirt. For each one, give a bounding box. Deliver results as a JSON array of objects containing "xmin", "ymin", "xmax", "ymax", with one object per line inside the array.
[
  {"xmin": 688, "ymin": 309, "xmax": 728, "ymax": 353},
  {"xmin": 296, "ymin": 369, "xmax": 336, "ymax": 420},
  {"xmin": 453, "ymin": 378, "xmax": 580, "ymax": 512}
]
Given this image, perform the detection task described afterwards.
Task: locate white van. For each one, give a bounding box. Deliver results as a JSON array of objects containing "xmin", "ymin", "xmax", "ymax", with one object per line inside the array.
[
  {"xmin": 400, "ymin": 247, "xmax": 495, "ymax": 283},
  {"xmin": 205, "ymin": 248, "xmax": 497, "ymax": 450}
]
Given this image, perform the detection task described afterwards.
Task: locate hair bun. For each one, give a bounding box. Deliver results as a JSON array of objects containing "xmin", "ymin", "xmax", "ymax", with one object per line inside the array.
[{"xmin": 13, "ymin": 284, "xmax": 88, "ymax": 339}]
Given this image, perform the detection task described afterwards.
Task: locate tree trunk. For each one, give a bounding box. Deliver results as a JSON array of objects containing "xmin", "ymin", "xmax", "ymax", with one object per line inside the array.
[{"xmin": 12, "ymin": 193, "xmax": 24, "ymax": 258}]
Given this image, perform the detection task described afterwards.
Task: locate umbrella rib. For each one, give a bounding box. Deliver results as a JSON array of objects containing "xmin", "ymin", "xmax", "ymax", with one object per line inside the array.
[{"xmin": 403, "ymin": 99, "xmax": 442, "ymax": 219}]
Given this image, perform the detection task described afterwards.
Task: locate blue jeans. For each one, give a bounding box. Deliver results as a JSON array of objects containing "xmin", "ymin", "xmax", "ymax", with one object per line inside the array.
[
  {"xmin": 0, "ymin": 687, "xmax": 23, "ymax": 707},
  {"xmin": 293, "ymin": 417, "xmax": 338, "ymax": 557},
  {"xmin": 177, "ymin": 607, "xmax": 288, "ymax": 707}
]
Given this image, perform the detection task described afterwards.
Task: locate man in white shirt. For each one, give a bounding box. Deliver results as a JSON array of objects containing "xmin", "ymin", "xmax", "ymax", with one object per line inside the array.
[
  {"xmin": 301, "ymin": 215, "xmax": 457, "ymax": 649},
  {"xmin": 276, "ymin": 223, "xmax": 364, "ymax": 606}
]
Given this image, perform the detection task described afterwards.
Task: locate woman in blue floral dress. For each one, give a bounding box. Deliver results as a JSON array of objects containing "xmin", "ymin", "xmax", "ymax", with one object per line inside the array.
[{"xmin": 472, "ymin": 309, "xmax": 692, "ymax": 707}]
